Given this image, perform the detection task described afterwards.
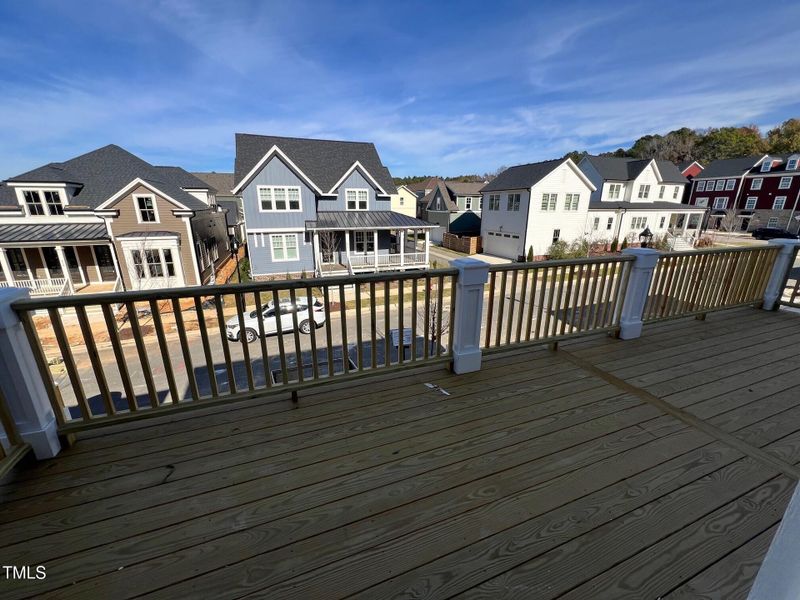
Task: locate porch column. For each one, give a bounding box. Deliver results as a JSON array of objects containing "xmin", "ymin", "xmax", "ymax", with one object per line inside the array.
[
  {"xmin": 54, "ymin": 246, "xmax": 70, "ymax": 290},
  {"xmin": 763, "ymin": 239, "xmax": 800, "ymax": 310},
  {"xmin": 618, "ymin": 248, "xmax": 660, "ymax": 339},
  {"xmin": 399, "ymin": 230, "xmax": 405, "ymax": 267},
  {"xmin": 344, "ymin": 230, "xmax": 351, "ymax": 266},
  {"xmin": 424, "ymin": 230, "xmax": 430, "ymax": 267},
  {"xmin": 312, "ymin": 231, "xmax": 320, "ymax": 274},
  {"xmin": 450, "ymin": 258, "xmax": 490, "ymax": 373},
  {"xmin": 373, "ymin": 230, "xmax": 379, "ymax": 271},
  {"xmin": 0, "ymin": 248, "xmax": 13, "ymax": 284},
  {"xmin": 108, "ymin": 243, "xmax": 123, "ymax": 283}
]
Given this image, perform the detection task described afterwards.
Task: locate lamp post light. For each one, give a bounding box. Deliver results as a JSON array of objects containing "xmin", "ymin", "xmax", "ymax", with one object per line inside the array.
[
  {"xmin": 639, "ymin": 227, "xmax": 654, "ymax": 248},
  {"xmin": 230, "ymin": 237, "xmax": 241, "ymax": 283}
]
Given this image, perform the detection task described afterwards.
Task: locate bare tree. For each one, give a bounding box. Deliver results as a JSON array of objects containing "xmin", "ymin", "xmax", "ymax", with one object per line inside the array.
[
  {"xmin": 719, "ymin": 209, "xmax": 739, "ymax": 233},
  {"xmin": 318, "ymin": 231, "xmax": 340, "ymax": 270},
  {"xmin": 416, "ymin": 279, "xmax": 451, "ymax": 354}
]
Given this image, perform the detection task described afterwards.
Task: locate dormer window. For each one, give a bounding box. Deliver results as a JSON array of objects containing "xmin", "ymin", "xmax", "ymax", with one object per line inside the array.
[
  {"xmin": 761, "ymin": 159, "xmax": 772, "ymax": 172},
  {"xmin": 44, "ymin": 191, "xmax": 64, "ymax": 215},
  {"xmin": 23, "ymin": 191, "xmax": 45, "ymax": 215},
  {"xmin": 346, "ymin": 189, "xmax": 368, "ymax": 210},
  {"xmin": 788, "ymin": 158, "xmax": 799, "ymax": 171}
]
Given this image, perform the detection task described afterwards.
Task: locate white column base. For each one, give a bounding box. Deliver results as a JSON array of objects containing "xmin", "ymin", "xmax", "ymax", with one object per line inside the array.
[
  {"xmin": 618, "ymin": 319, "xmax": 643, "ymax": 340},
  {"xmin": 0, "ymin": 417, "xmax": 60, "ymax": 459},
  {"xmin": 453, "ymin": 347, "xmax": 482, "ymax": 374}
]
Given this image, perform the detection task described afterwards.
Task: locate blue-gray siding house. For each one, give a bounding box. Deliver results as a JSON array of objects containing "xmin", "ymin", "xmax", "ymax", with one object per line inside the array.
[{"xmin": 233, "ymin": 134, "xmax": 437, "ymax": 277}]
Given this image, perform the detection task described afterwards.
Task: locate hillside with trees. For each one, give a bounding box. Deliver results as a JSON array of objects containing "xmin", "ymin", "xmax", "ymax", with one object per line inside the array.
[{"xmin": 563, "ymin": 117, "xmax": 800, "ymax": 165}]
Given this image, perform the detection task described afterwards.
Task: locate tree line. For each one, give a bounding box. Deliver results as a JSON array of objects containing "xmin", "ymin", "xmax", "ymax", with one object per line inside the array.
[{"xmin": 563, "ymin": 117, "xmax": 800, "ymax": 165}]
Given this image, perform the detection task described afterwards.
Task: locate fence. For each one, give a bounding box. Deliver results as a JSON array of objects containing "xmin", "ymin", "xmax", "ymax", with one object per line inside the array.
[
  {"xmin": 482, "ymin": 255, "xmax": 634, "ymax": 350},
  {"xmin": 11, "ymin": 269, "xmax": 456, "ymax": 432},
  {"xmin": 643, "ymin": 246, "xmax": 780, "ymax": 321}
]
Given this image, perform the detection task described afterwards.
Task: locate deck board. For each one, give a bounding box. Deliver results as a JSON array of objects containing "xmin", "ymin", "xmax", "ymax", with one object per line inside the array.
[{"xmin": 1, "ymin": 306, "xmax": 799, "ymax": 599}]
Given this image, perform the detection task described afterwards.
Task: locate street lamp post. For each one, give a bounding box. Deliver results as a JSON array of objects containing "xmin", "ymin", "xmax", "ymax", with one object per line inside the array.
[{"xmin": 639, "ymin": 227, "xmax": 654, "ymax": 248}]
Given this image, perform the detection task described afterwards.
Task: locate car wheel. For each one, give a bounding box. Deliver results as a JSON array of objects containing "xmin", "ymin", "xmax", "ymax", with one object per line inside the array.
[
  {"xmin": 299, "ymin": 320, "xmax": 312, "ymax": 334},
  {"xmin": 245, "ymin": 328, "xmax": 258, "ymax": 343}
]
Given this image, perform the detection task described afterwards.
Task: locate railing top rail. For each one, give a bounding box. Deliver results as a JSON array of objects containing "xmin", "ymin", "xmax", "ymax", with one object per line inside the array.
[
  {"xmin": 11, "ymin": 267, "xmax": 459, "ymax": 311},
  {"xmin": 658, "ymin": 245, "xmax": 780, "ymax": 259},
  {"xmin": 488, "ymin": 254, "xmax": 635, "ymax": 273}
]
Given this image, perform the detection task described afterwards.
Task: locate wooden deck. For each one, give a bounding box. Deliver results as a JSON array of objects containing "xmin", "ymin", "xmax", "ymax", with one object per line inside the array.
[{"xmin": 2, "ymin": 306, "xmax": 800, "ymax": 599}]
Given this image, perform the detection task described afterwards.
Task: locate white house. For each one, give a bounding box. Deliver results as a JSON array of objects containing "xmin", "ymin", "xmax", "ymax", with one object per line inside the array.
[
  {"xmin": 480, "ymin": 158, "xmax": 596, "ymax": 259},
  {"xmin": 578, "ymin": 155, "xmax": 707, "ymax": 246}
]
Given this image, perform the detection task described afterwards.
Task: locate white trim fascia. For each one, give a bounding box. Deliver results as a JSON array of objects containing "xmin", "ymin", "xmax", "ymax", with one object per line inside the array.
[
  {"xmin": 268, "ymin": 232, "xmax": 300, "ymax": 262},
  {"xmin": 344, "ymin": 187, "xmax": 370, "ymax": 211},
  {"xmin": 133, "ymin": 193, "xmax": 160, "ymax": 225},
  {"xmin": 256, "ymin": 185, "xmax": 303, "ymax": 213},
  {"xmin": 562, "ymin": 158, "xmax": 597, "ymax": 192},
  {"xmin": 181, "ymin": 216, "xmax": 201, "ymax": 286},
  {"xmin": 327, "ymin": 161, "xmax": 388, "ymax": 196},
  {"xmin": 96, "ymin": 178, "xmax": 192, "ymax": 211},
  {"xmin": 246, "ymin": 227, "xmax": 306, "ymax": 233},
  {"xmin": 231, "ymin": 145, "xmax": 324, "ymax": 195},
  {"xmin": 648, "ymin": 159, "xmax": 663, "ymax": 183}
]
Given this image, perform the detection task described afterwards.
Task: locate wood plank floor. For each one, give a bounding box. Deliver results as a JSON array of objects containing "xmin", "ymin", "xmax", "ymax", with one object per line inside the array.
[{"xmin": 2, "ymin": 307, "xmax": 799, "ymax": 599}]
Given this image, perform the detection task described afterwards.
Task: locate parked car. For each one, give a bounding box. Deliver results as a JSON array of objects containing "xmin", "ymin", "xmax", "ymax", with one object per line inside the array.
[
  {"xmin": 225, "ymin": 297, "xmax": 325, "ymax": 342},
  {"xmin": 751, "ymin": 227, "xmax": 800, "ymax": 240}
]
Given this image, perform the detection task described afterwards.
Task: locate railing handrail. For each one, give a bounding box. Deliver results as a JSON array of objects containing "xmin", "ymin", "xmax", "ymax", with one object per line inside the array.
[
  {"xmin": 659, "ymin": 245, "xmax": 779, "ymax": 259},
  {"xmin": 11, "ymin": 267, "xmax": 460, "ymax": 311},
  {"xmin": 488, "ymin": 254, "xmax": 635, "ymax": 273}
]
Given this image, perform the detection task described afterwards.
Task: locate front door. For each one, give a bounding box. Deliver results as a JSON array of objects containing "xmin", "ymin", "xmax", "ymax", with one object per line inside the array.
[
  {"xmin": 94, "ymin": 246, "xmax": 117, "ymax": 282},
  {"xmin": 41, "ymin": 247, "xmax": 64, "ymax": 279},
  {"xmin": 740, "ymin": 217, "xmax": 750, "ymax": 232},
  {"xmin": 7, "ymin": 248, "xmax": 29, "ymax": 281}
]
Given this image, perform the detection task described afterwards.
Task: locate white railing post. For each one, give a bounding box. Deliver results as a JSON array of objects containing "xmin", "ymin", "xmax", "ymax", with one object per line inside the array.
[
  {"xmin": 618, "ymin": 248, "xmax": 660, "ymax": 340},
  {"xmin": 763, "ymin": 239, "xmax": 800, "ymax": 310},
  {"xmin": 0, "ymin": 288, "xmax": 61, "ymax": 458},
  {"xmin": 450, "ymin": 257, "xmax": 490, "ymax": 374}
]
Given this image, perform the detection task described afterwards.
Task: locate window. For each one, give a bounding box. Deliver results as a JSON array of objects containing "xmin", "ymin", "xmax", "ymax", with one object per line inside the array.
[
  {"xmin": 773, "ymin": 196, "xmax": 787, "ymax": 210},
  {"xmin": 464, "ymin": 197, "xmax": 472, "ymax": 210},
  {"xmin": 673, "ymin": 186, "xmax": 680, "ymax": 199},
  {"xmin": 779, "ymin": 177, "xmax": 792, "ymax": 189},
  {"xmin": 353, "ymin": 231, "xmax": 375, "ymax": 253},
  {"xmin": 131, "ymin": 250, "xmax": 145, "ymax": 278},
  {"xmin": 23, "ymin": 191, "xmax": 45, "ymax": 215},
  {"xmin": 552, "ymin": 229, "xmax": 560, "ymax": 244},
  {"xmin": 608, "ymin": 183, "xmax": 622, "ymax": 199},
  {"xmin": 163, "ymin": 249, "xmax": 175, "ymax": 277},
  {"xmin": 258, "ymin": 186, "xmax": 302, "ymax": 212},
  {"xmin": 630, "ymin": 216, "xmax": 648, "ymax": 229},
  {"xmin": 751, "ymin": 178, "xmax": 763, "ymax": 190},
  {"xmin": 659, "ymin": 216, "xmax": 666, "ymax": 228},
  {"xmin": 592, "ymin": 217, "xmax": 600, "ymax": 231},
  {"xmin": 565, "ymin": 193, "xmax": 580, "ymax": 210},
  {"xmin": 478, "ymin": 197, "xmax": 483, "ymax": 210},
  {"xmin": 745, "ymin": 196, "xmax": 757, "ymax": 210},
  {"xmin": 136, "ymin": 195, "xmax": 158, "ymax": 222},
  {"xmin": 695, "ymin": 197, "xmax": 709, "ymax": 207},
  {"xmin": 658, "ymin": 185, "xmax": 665, "ymax": 199},
  {"xmin": 270, "ymin": 234, "xmax": 299, "ymax": 261},
  {"xmin": 346, "ymin": 189, "xmax": 369, "ymax": 210},
  {"xmin": 713, "ymin": 197, "xmax": 728, "ymax": 209},
  {"xmin": 768, "ymin": 217, "xmax": 779, "ymax": 228},
  {"xmin": 507, "ymin": 193, "xmax": 521, "ymax": 211},
  {"xmin": 725, "ymin": 179, "xmax": 736, "ymax": 190},
  {"xmin": 145, "ymin": 249, "xmax": 164, "ymax": 277},
  {"xmin": 788, "ymin": 158, "xmax": 798, "ymax": 170},
  {"xmin": 43, "ymin": 191, "xmax": 64, "ymax": 215},
  {"xmin": 696, "ymin": 181, "xmax": 706, "ymax": 192},
  {"xmin": 714, "ymin": 180, "xmax": 725, "ymax": 191},
  {"xmin": 606, "ymin": 217, "xmax": 613, "ymax": 230},
  {"xmin": 637, "ymin": 184, "xmax": 650, "ymax": 199},
  {"xmin": 761, "ymin": 160, "xmax": 772, "ymax": 172},
  {"xmin": 488, "ymin": 194, "xmax": 500, "ymax": 210},
  {"xmin": 7, "ymin": 248, "xmax": 28, "ymax": 278},
  {"xmin": 541, "ymin": 193, "xmax": 557, "ymax": 211}
]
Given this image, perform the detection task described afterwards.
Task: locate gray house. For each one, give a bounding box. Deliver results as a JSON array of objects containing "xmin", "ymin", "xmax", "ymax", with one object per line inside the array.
[
  {"xmin": 232, "ymin": 134, "xmax": 436, "ymax": 277},
  {"xmin": 420, "ymin": 179, "xmax": 484, "ymax": 242}
]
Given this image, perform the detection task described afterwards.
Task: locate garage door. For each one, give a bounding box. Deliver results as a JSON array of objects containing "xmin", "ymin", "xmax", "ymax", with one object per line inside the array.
[{"xmin": 483, "ymin": 231, "xmax": 521, "ymax": 259}]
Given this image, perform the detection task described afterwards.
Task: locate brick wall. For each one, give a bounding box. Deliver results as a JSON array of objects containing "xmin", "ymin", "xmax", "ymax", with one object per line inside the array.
[{"xmin": 442, "ymin": 232, "xmax": 482, "ymax": 255}]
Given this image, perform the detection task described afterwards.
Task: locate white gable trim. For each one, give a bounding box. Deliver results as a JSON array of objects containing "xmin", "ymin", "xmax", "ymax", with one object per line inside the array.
[
  {"xmin": 327, "ymin": 161, "xmax": 389, "ymax": 196},
  {"xmin": 563, "ymin": 158, "xmax": 598, "ymax": 192},
  {"xmin": 231, "ymin": 145, "xmax": 324, "ymax": 195},
  {"xmin": 95, "ymin": 178, "xmax": 193, "ymax": 211},
  {"xmin": 647, "ymin": 159, "xmax": 663, "ymax": 184}
]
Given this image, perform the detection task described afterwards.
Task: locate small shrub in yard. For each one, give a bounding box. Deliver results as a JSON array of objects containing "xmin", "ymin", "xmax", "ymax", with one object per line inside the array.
[
  {"xmin": 610, "ymin": 238, "xmax": 618, "ymax": 252},
  {"xmin": 621, "ymin": 238, "xmax": 629, "ymax": 250},
  {"xmin": 695, "ymin": 236, "xmax": 714, "ymax": 248},
  {"xmin": 650, "ymin": 234, "xmax": 671, "ymax": 251},
  {"xmin": 526, "ymin": 246, "xmax": 534, "ymax": 262}
]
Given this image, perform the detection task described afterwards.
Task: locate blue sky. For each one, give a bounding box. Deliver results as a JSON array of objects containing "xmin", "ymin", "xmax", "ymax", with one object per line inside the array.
[{"xmin": 1, "ymin": 0, "xmax": 800, "ymax": 179}]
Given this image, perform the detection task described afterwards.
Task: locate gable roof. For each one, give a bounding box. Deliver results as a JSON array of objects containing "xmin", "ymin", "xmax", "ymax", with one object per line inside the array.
[
  {"xmin": 481, "ymin": 158, "xmax": 596, "ymax": 192},
  {"xmin": 744, "ymin": 153, "xmax": 800, "ymax": 176},
  {"xmin": 405, "ymin": 178, "xmax": 439, "ymax": 193},
  {"xmin": 444, "ymin": 181, "xmax": 486, "ymax": 196},
  {"xmin": 422, "ymin": 180, "xmax": 458, "ymax": 212},
  {"xmin": 192, "ymin": 172, "xmax": 236, "ymax": 196},
  {"xmin": 693, "ymin": 155, "xmax": 763, "ymax": 179},
  {"xmin": 218, "ymin": 198, "xmax": 242, "ymax": 227},
  {"xmin": 155, "ymin": 166, "xmax": 216, "ymax": 192},
  {"xmin": 2, "ymin": 144, "xmax": 210, "ymax": 210},
  {"xmin": 583, "ymin": 156, "xmax": 688, "ymax": 184},
  {"xmin": 234, "ymin": 134, "xmax": 397, "ymax": 196}
]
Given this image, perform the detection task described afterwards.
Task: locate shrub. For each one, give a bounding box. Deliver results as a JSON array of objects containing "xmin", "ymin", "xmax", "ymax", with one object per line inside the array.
[
  {"xmin": 526, "ymin": 245, "xmax": 534, "ymax": 262},
  {"xmin": 546, "ymin": 239, "xmax": 590, "ymax": 260},
  {"xmin": 650, "ymin": 234, "xmax": 671, "ymax": 251},
  {"xmin": 546, "ymin": 240, "xmax": 569, "ymax": 259},
  {"xmin": 237, "ymin": 257, "xmax": 251, "ymax": 282},
  {"xmin": 610, "ymin": 238, "xmax": 618, "ymax": 252},
  {"xmin": 695, "ymin": 236, "xmax": 714, "ymax": 248},
  {"xmin": 620, "ymin": 238, "xmax": 629, "ymax": 250}
]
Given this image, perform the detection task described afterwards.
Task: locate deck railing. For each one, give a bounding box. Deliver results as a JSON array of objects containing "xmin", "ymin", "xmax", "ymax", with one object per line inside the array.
[
  {"xmin": 10, "ymin": 269, "xmax": 457, "ymax": 432},
  {"xmin": 482, "ymin": 255, "xmax": 634, "ymax": 350},
  {"xmin": 0, "ymin": 385, "xmax": 30, "ymax": 477},
  {"xmin": 0, "ymin": 277, "xmax": 73, "ymax": 297},
  {"xmin": 643, "ymin": 246, "xmax": 780, "ymax": 321},
  {"xmin": 348, "ymin": 252, "xmax": 428, "ymax": 271},
  {"xmin": 785, "ymin": 271, "xmax": 800, "ymax": 308}
]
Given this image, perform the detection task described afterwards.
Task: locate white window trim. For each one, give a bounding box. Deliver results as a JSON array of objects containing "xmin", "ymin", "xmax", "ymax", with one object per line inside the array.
[
  {"xmin": 345, "ymin": 188, "xmax": 369, "ymax": 211},
  {"xmin": 751, "ymin": 178, "xmax": 763, "ymax": 190},
  {"xmin": 768, "ymin": 217, "xmax": 780, "ymax": 227},
  {"xmin": 464, "ymin": 197, "xmax": 472, "ymax": 210},
  {"xmin": 134, "ymin": 194, "xmax": 160, "ymax": 224},
  {"xmin": 673, "ymin": 186, "xmax": 680, "ymax": 199},
  {"xmin": 779, "ymin": 177, "xmax": 792, "ymax": 189},
  {"xmin": 773, "ymin": 196, "xmax": 787, "ymax": 210},
  {"xmin": 761, "ymin": 160, "xmax": 772, "ymax": 172},
  {"xmin": 745, "ymin": 196, "xmax": 757, "ymax": 210},
  {"xmin": 20, "ymin": 188, "xmax": 69, "ymax": 217},
  {"xmin": 725, "ymin": 179, "xmax": 736, "ymax": 190},
  {"xmin": 257, "ymin": 185, "xmax": 303, "ymax": 213},
  {"xmin": 713, "ymin": 197, "xmax": 728, "ymax": 209},
  {"xmin": 269, "ymin": 233, "xmax": 300, "ymax": 262},
  {"xmin": 788, "ymin": 158, "xmax": 798, "ymax": 171},
  {"xmin": 696, "ymin": 181, "xmax": 706, "ymax": 192},
  {"xmin": 695, "ymin": 197, "xmax": 709, "ymax": 207}
]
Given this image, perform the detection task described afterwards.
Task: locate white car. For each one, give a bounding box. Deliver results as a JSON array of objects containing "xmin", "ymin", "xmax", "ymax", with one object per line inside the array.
[{"xmin": 226, "ymin": 297, "xmax": 325, "ymax": 343}]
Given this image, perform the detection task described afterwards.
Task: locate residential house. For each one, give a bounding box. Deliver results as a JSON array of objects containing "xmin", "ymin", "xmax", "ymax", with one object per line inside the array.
[
  {"xmin": 678, "ymin": 160, "xmax": 703, "ymax": 203},
  {"xmin": 578, "ymin": 156, "xmax": 706, "ymax": 247},
  {"xmin": 420, "ymin": 179, "xmax": 484, "ymax": 242},
  {"xmin": 192, "ymin": 171, "xmax": 246, "ymax": 244},
  {"xmin": 0, "ymin": 145, "xmax": 230, "ymax": 295},
  {"xmin": 390, "ymin": 184, "xmax": 418, "ymax": 218},
  {"xmin": 232, "ymin": 134, "xmax": 436, "ymax": 277},
  {"xmin": 480, "ymin": 158, "xmax": 595, "ymax": 259},
  {"xmin": 687, "ymin": 154, "xmax": 800, "ymax": 232}
]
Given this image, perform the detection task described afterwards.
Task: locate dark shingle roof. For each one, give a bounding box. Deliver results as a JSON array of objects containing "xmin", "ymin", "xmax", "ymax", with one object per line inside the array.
[
  {"xmin": 2, "ymin": 145, "xmax": 209, "ymax": 210},
  {"xmin": 583, "ymin": 156, "xmax": 687, "ymax": 184},
  {"xmin": 423, "ymin": 180, "xmax": 458, "ymax": 212},
  {"xmin": 234, "ymin": 134, "xmax": 397, "ymax": 195},
  {"xmin": 444, "ymin": 181, "xmax": 486, "ymax": 196},
  {"xmin": 588, "ymin": 201, "xmax": 706, "ymax": 211},
  {"xmin": 305, "ymin": 211, "xmax": 436, "ymax": 230},
  {"xmin": 191, "ymin": 171, "xmax": 236, "ymax": 195},
  {"xmin": 744, "ymin": 153, "xmax": 800, "ymax": 176},
  {"xmin": 406, "ymin": 177, "xmax": 439, "ymax": 193},
  {"xmin": 480, "ymin": 159, "xmax": 566, "ymax": 192},
  {"xmin": 218, "ymin": 199, "xmax": 241, "ymax": 227},
  {"xmin": 154, "ymin": 167, "xmax": 216, "ymax": 192},
  {"xmin": 692, "ymin": 156, "xmax": 763, "ymax": 179},
  {"xmin": 0, "ymin": 222, "xmax": 108, "ymax": 243}
]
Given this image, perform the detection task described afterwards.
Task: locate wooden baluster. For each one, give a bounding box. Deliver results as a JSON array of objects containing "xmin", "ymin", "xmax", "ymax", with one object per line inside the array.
[
  {"xmin": 525, "ymin": 267, "xmax": 538, "ymax": 341},
  {"xmin": 305, "ymin": 286, "xmax": 319, "ymax": 380},
  {"xmin": 288, "ymin": 288, "xmax": 304, "ymax": 383},
  {"xmin": 423, "ymin": 275, "xmax": 431, "ymax": 359},
  {"xmin": 18, "ymin": 310, "xmax": 64, "ymax": 425},
  {"xmin": 484, "ymin": 271, "xmax": 496, "ymax": 348},
  {"xmin": 214, "ymin": 294, "xmax": 237, "ymax": 393},
  {"xmin": 126, "ymin": 301, "xmax": 158, "ymax": 408},
  {"xmin": 505, "ymin": 269, "xmax": 518, "ymax": 345},
  {"xmin": 271, "ymin": 289, "xmax": 288, "ymax": 384},
  {"xmin": 398, "ymin": 279, "xmax": 405, "ymax": 364},
  {"xmin": 235, "ymin": 292, "xmax": 255, "ymax": 390},
  {"xmin": 323, "ymin": 285, "xmax": 334, "ymax": 377},
  {"xmin": 436, "ymin": 274, "xmax": 445, "ymax": 357},
  {"xmin": 253, "ymin": 293, "xmax": 271, "ymax": 388},
  {"xmin": 447, "ymin": 274, "xmax": 456, "ymax": 355},
  {"xmin": 369, "ymin": 281, "xmax": 377, "ymax": 369},
  {"xmin": 340, "ymin": 284, "xmax": 350, "ymax": 374},
  {"xmin": 355, "ymin": 282, "xmax": 363, "ymax": 370},
  {"xmin": 494, "ymin": 270, "xmax": 507, "ymax": 347},
  {"xmin": 102, "ymin": 303, "xmax": 139, "ymax": 410},
  {"xmin": 50, "ymin": 308, "xmax": 90, "ymax": 420},
  {"xmin": 384, "ymin": 280, "xmax": 391, "ymax": 366},
  {"xmin": 193, "ymin": 297, "xmax": 218, "ymax": 399},
  {"xmin": 535, "ymin": 266, "xmax": 548, "ymax": 340},
  {"xmin": 75, "ymin": 305, "xmax": 114, "ymax": 416},
  {"xmin": 411, "ymin": 277, "xmax": 418, "ymax": 362}
]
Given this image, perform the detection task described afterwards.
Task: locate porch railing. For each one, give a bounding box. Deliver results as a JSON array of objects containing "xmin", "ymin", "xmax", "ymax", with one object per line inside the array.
[
  {"xmin": 348, "ymin": 252, "xmax": 428, "ymax": 271},
  {"xmin": 0, "ymin": 383, "xmax": 30, "ymax": 477},
  {"xmin": 0, "ymin": 277, "xmax": 74, "ymax": 297},
  {"xmin": 11, "ymin": 269, "xmax": 457, "ymax": 432},
  {"xmin": 482, "ymin": 255, "xmax": 634, "ymax": 351},
  {"xmin": 785, "ymin": 270, "xmax": 800, "ymax": 309},
  {"xmin": 643, "ymin": 246, "xmax": 779, "ymax": 321}
]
